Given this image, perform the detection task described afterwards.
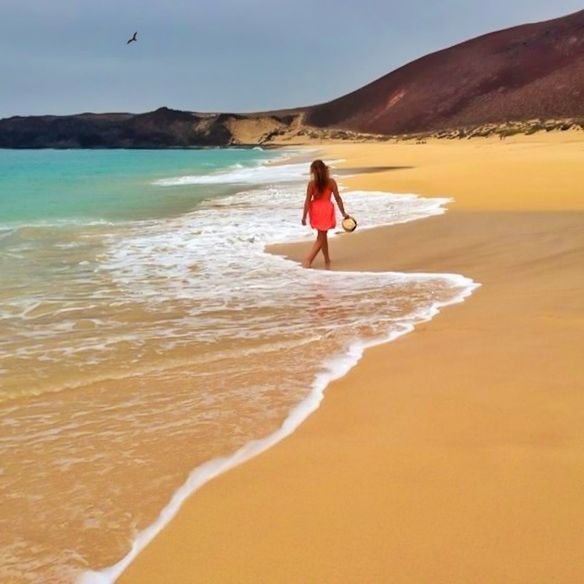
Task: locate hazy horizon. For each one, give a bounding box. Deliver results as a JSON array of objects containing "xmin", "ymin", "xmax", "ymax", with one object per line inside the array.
[{"xmin": 1, "ymin": 1, "xmax": 582, "ymax": 119}]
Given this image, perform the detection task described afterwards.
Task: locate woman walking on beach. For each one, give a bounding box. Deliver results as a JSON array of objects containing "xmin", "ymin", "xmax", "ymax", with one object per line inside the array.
[{"xmin": 301, "ymin": 160, "xmax": 349, "ymax": 268}]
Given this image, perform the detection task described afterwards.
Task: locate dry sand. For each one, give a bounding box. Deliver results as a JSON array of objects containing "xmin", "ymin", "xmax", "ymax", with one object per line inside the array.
[{"xmin": 119, "ymin": 132, "xmax": 584, "ymax": 583}]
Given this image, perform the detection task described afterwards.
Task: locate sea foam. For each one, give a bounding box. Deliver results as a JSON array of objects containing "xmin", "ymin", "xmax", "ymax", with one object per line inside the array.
[{"xmin": 77, "ymin": 158, "xmax": 479, "ymax": 584}]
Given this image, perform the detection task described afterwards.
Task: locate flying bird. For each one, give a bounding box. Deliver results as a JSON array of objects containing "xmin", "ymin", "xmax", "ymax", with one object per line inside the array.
[{"xmin": 127, "ymin": 32, "xmax": 138, "ymax": 45}]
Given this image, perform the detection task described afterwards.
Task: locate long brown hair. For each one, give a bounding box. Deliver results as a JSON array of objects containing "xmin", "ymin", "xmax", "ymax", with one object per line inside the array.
[{"xmin": 310, "ymin": 160, "xmax": 330, "ymax": 198}]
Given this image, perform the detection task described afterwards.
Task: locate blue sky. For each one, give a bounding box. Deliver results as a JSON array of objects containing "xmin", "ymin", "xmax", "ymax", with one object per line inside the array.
[{"xmin": 0, "ymin": 0, "xmax": 582, "ymax": 118}]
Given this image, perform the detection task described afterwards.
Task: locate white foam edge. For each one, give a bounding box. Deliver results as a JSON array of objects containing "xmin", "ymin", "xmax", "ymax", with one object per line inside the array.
[
  {"xmin": 79, "ymin": 157, "xmax": 476, "ymax": 582},
  {"xmin": 78, "ymin": 272, "xmax": 479, "ymax": 584},
  {"xmin": 152, "ymin": 153, "xmax": 345, "ymax": 187}
]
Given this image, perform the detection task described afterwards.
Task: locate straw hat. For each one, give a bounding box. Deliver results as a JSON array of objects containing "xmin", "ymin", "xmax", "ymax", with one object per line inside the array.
[{"xmin": 342, "ymin": 215, "xmax": 357, "ymax": 232}]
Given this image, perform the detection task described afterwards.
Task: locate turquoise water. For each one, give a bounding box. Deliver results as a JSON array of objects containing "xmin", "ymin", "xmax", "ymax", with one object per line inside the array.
[{"xmin": 0, "ymin": 148, "xmax": 274, "ymax": 224}]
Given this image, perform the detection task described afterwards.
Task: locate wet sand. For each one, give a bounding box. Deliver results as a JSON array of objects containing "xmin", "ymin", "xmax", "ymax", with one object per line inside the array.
[{"xmin": 119, "ymin": 132, "xmax": 584, "ymax": 583}]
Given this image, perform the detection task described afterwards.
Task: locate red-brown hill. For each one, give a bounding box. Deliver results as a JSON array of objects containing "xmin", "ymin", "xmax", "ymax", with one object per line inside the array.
[{"xmin": 304, "ymin": 9, "xmax": 584, "ymax": 134}]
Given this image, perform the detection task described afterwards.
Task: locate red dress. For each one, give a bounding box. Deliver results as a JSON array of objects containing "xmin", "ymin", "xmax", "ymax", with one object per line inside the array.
[{"xmin": 308, "ymin": 184, "xmax": 336, "ymax": 231}]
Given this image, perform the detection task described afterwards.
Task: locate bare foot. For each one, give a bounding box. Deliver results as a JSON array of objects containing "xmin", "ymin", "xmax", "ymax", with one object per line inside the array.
[
  {"xmin": 302, "ymin": 260, "xmax": 311, "ymax": 269},
  {"xmin": 324, "ymin": 260, "xmax": 332, "ymax": 270}
]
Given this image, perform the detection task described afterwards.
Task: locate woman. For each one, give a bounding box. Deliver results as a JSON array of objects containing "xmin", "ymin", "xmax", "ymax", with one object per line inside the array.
[{"xmin": 301, "ymin": 160, "xmax": 349, "ymax": 269}]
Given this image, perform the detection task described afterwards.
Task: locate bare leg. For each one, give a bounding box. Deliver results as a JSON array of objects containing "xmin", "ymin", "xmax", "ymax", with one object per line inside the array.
[
  {"xmin": 321, "ymin": 231, "xmax": 331, "ymax": 268},
  {"xmin": 303, "ymin": 231, "xmax": 325, "ymax": 268}
]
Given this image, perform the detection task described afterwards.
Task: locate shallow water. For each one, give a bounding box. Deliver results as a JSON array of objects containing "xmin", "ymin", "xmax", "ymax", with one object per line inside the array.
[{"xmin": 0, "ymin": 149, "xmax": 476, "ymax": 583}]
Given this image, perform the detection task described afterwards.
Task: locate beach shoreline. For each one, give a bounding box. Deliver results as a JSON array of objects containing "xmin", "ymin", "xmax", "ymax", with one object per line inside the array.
[
  {"xmin": 115, "ymin": 131, "xmax": 584, "ymax": 583},
  {"xmin": 78, "ymin": 144, "xmax": 478, "ymax": 584}
]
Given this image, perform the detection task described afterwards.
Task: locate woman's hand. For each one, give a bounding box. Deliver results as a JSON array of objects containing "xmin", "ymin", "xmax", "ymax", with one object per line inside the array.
[{"xmin": 301, "ymin": 217, "xmax": 307, "ymax": 226}]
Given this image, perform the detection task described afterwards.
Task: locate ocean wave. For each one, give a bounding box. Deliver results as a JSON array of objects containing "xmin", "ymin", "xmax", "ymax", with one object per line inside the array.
[
  {"xmin": 78, "ymin": 186, "xmax": 477, "ymax": 583},
  {"xmin": 80, "ymin": 272, "xmax": 478, "ymax": 584},
  {"xmin": 152, "ymin": 159, "xmax": 310, "ymax": 186},
  {"xmin": 76, "ymin": 177, "xmax": 477, "ymax": 583},
  {"xmin": 0, "ymin": 218, "xmax": 118, "ymax": 233},
  {"xmin": 1, "ymin": 154, "xmax": 479, "ymax": 584}
]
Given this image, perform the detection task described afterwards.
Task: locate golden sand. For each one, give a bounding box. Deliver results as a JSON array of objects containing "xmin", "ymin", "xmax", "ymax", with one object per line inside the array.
[{"xmin": 119, "ymin": 131, "xmax": 584, "ymax": 583}]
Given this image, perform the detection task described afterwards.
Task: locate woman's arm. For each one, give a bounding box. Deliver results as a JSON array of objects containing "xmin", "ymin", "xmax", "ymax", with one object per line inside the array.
[
  {"xmin": 301, "ymin": 182, "xmax": 312, "ymax": 225},
  {"xmin": 331, "ymin": 179, "xmax": 349, "ymax": 218}
]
